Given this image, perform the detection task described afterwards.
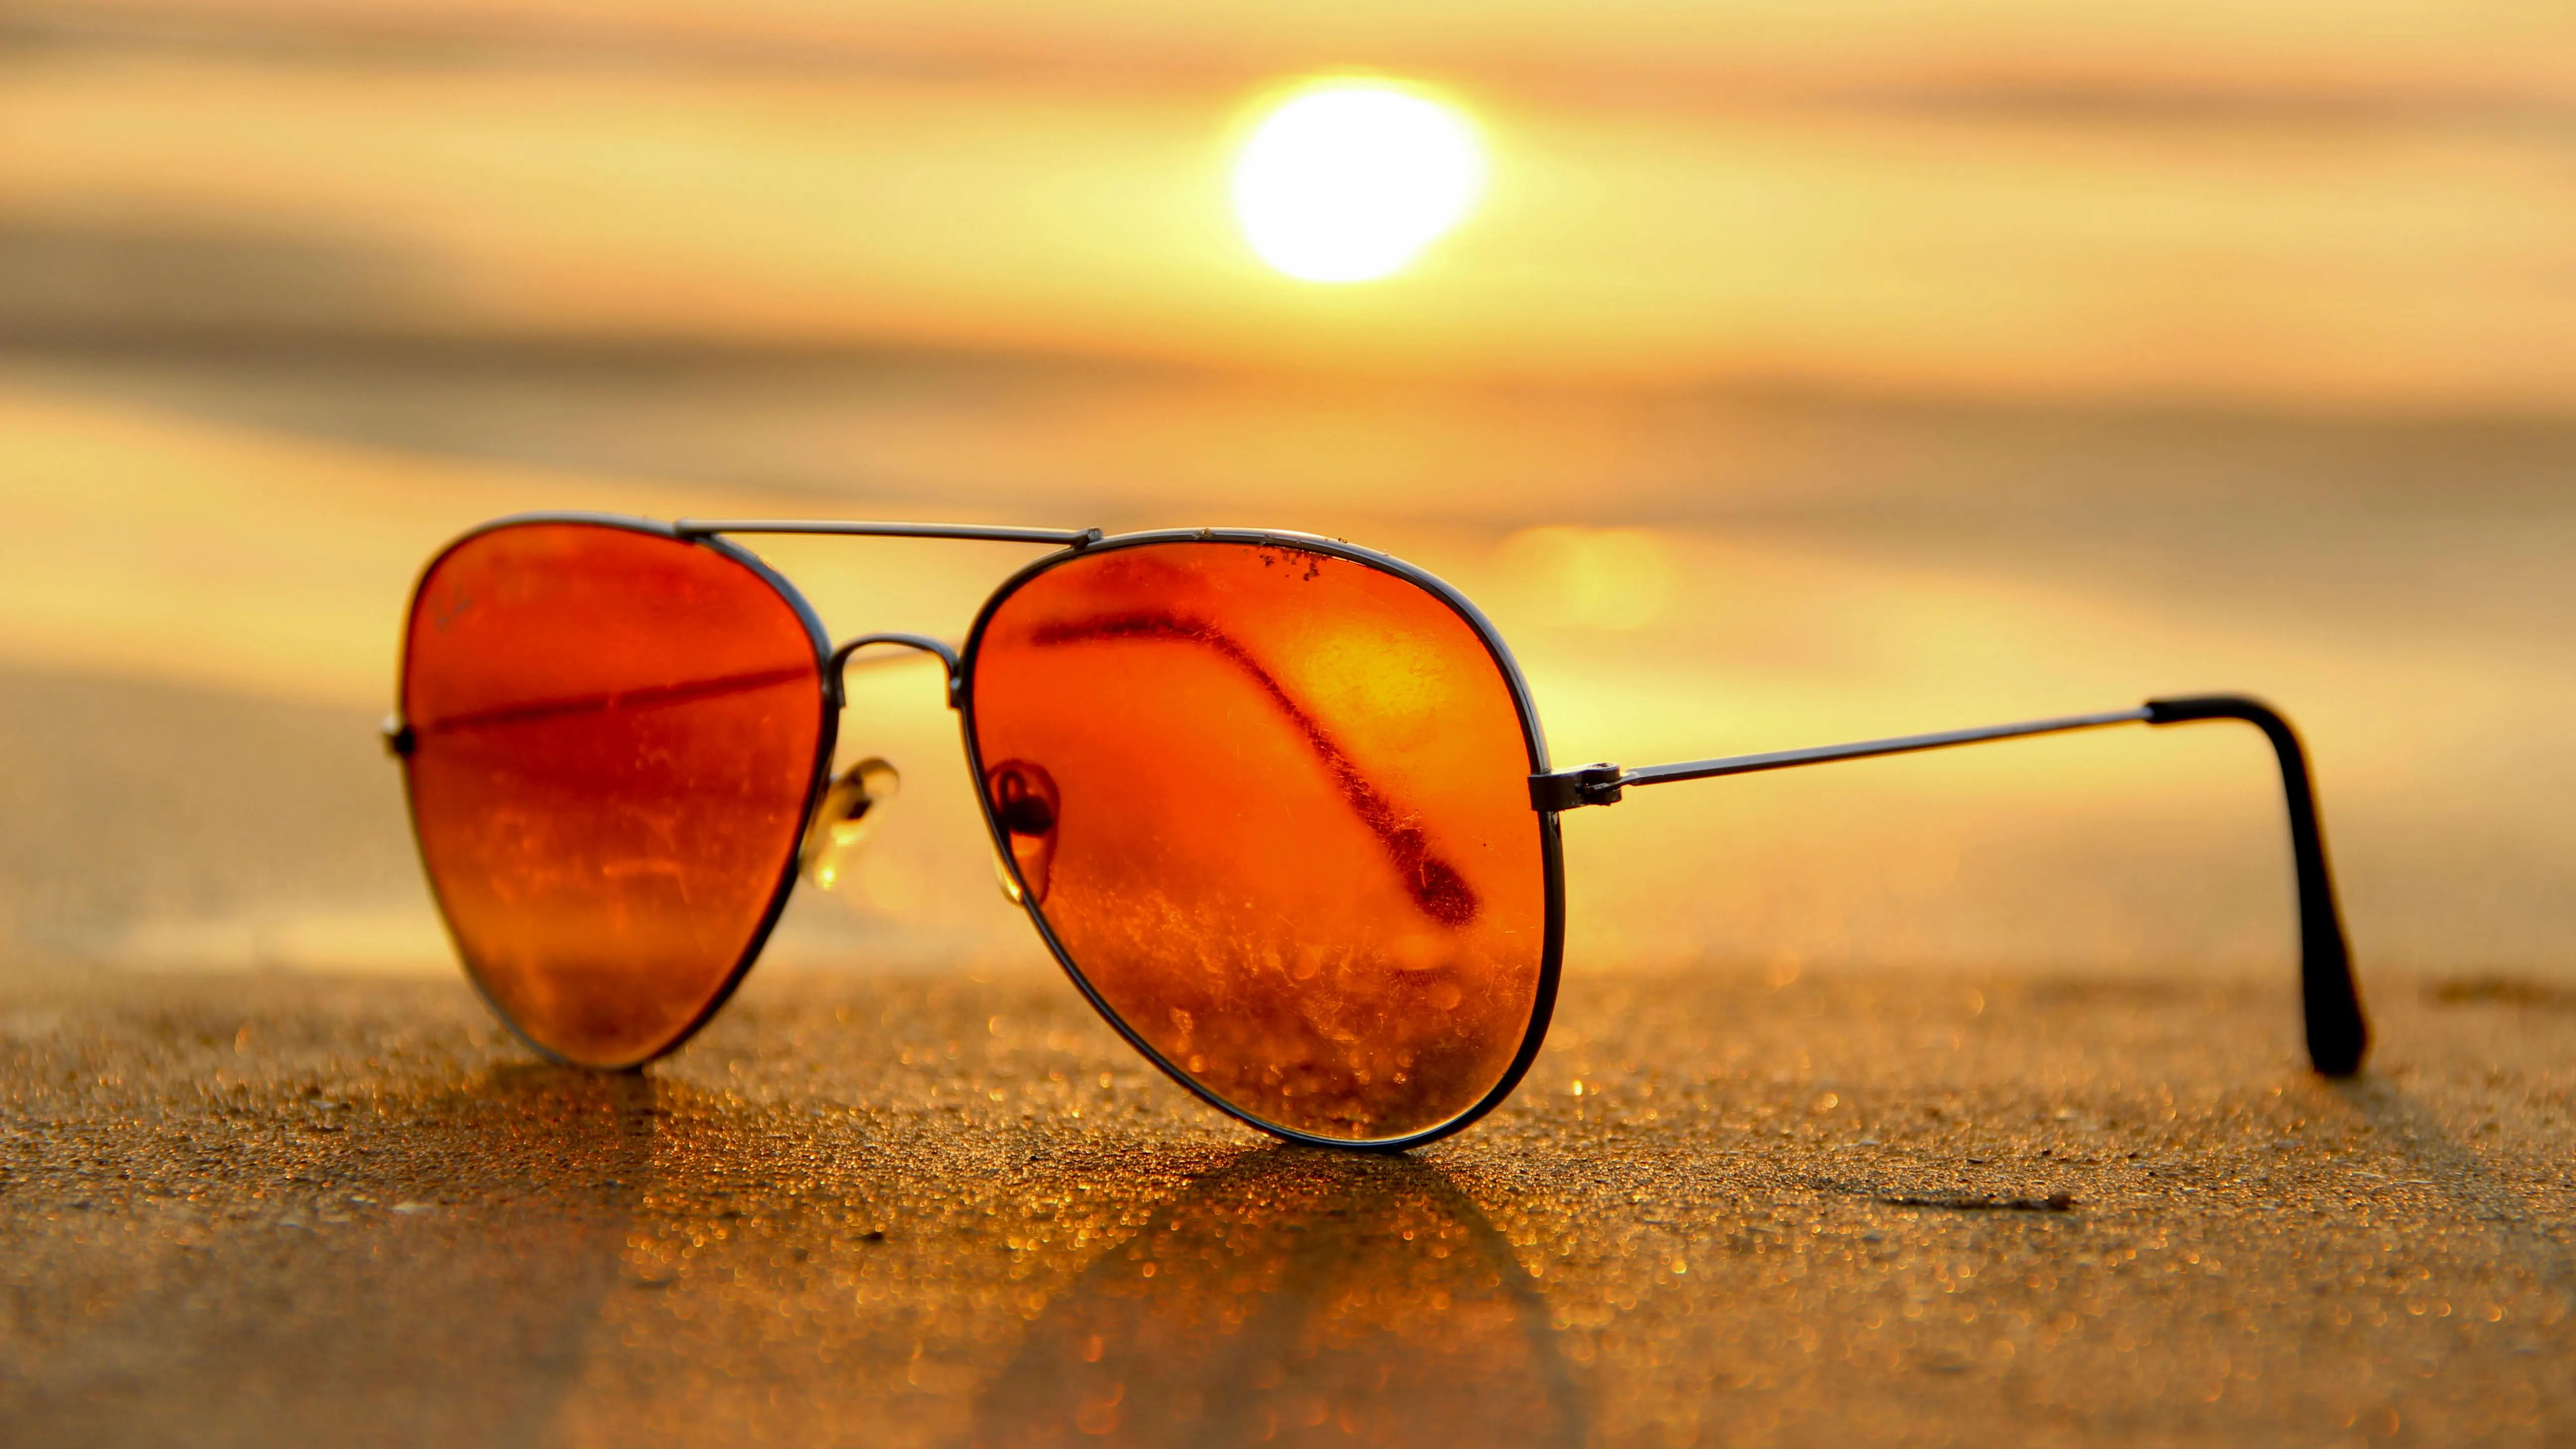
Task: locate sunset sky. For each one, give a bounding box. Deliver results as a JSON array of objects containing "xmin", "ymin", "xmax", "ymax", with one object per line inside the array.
[
  {"xmin": 3, "ymin": 0, "xmax": 2572, "ymax": 983},
  {"xmin": 8, "ymin": 0, "xmax": 2574, "ymax": 409}
]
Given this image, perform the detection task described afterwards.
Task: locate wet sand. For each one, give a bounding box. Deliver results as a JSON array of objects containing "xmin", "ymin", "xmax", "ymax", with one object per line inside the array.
[{"xmin": 9, "ymin": 345, "xmax": 2576, "ymax": 980}]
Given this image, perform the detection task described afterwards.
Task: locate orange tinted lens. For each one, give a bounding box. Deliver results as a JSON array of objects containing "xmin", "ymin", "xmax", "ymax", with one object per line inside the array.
[
  {"xmin": 969, "ymin": 540, "xmax": 1548, "ymax": 1142},
  {"xmin": 401, "ymin": 521, "xmax": 825, "ymax": 1067}
]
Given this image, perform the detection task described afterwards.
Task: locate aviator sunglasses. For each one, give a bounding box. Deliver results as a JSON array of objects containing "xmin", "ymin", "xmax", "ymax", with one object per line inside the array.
[{"xmin": 385, "ymin": 515, "xmax": 2372, "ymax": 1149}]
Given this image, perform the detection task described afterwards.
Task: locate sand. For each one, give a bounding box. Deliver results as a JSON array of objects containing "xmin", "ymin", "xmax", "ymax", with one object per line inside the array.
[{"xmin": 2, "ymin": 953, "xmax": 2571, "ymax": 1447}]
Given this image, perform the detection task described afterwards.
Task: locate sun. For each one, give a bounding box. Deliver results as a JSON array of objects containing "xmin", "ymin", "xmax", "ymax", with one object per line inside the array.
[{"xmin": 1231, "ymin": 80, "xmax": 1486, "ymax": 285}]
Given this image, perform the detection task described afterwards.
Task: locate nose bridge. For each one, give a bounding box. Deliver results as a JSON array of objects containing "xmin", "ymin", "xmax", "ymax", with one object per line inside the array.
[{"xmin": 828, "ymin": 632, "xmax": 963, "ymax": 710}]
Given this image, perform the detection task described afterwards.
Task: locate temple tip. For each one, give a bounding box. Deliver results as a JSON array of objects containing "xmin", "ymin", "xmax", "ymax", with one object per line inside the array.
[
  {"xmin": 2149, "ymin": 694, "xmax": 2372, "ymax": 1079},
  {"xmin": 2304, "ymin": 944, "xmax": 2371, "ymax": 1076},
  {"xmin": 2307, "ymin": 1015, "xmax": 2369, "ymax": 1077}
]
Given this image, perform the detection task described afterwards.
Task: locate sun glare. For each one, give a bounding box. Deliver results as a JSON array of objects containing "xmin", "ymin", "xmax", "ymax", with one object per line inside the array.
[{"xmin": 1232, "ymin": 80, "xmax": 1485, "ymax": 284}]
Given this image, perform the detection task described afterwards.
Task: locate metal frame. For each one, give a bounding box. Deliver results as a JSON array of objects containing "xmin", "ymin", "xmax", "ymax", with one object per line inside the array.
[
  {"xmin": 388, "ymin": 513, "xmax": 2370, "ymax": 1143},
  {"xmin": 674, "ymin": 519, "xmax": 1104, "ymax": 549},
  {"xmin": 949, "ymin": 527, "xmax": 1567, "ymax": 1151},
  {"xmin": 1529, "ymin": 698, "xmax": 2367, "ymax": 1075},
  {"xmin": 390, "ymin": 511, "xmax": 842, "ymax": 1071}
]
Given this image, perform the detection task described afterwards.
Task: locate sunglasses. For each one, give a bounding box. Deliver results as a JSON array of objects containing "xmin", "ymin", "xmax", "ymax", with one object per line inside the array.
[{"xmin": 384, "ymin": 514, "xmax": 2371, "ymax": 1149}]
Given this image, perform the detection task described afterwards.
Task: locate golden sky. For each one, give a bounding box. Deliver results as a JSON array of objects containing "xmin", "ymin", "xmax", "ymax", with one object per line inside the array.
[
  {"xmin": 5, "ymin": 1, "xmax": 2574, "ymax": 978},
  {"xmin": 7, "ymin": 0, "xmax": 2573, "ymax": 410}
]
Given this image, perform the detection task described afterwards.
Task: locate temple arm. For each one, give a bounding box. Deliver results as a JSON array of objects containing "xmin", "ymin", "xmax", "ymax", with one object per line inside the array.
[{"xmin": 1530, "ymin": 694, "xmax": 2368, "ymax": 1075}]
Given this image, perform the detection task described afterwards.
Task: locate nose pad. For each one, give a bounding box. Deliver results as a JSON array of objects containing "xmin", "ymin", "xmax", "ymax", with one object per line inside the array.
[
  {"xmin": 800, "ymin": 757, "xmax": 900, "ymax": 890},
  {"xmin": 983, "ymin": 760, "xmax": 1059, "ymax": 906}
]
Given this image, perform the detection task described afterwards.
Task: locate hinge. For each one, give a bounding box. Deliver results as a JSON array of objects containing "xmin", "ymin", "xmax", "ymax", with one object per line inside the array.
[{"xmin": 1528, "ymin": 763, "xmax": 1624, "ymax": 812}]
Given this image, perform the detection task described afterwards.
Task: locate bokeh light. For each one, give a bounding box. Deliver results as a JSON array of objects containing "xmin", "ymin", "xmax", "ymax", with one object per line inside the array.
[
  {"xmin": 1231, "ymin": 80, "xmax": 1485, "ymax": 284},
  {"xmin": 1493, "ymin": 526, "xmax": 1674, "ymax": 631}
]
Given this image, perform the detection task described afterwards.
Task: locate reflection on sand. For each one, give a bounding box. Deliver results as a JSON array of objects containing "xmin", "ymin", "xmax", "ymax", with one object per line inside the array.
[{"xmin": 971, "ymin": 1148, "xmax": 1582, "ymax": 1449}]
